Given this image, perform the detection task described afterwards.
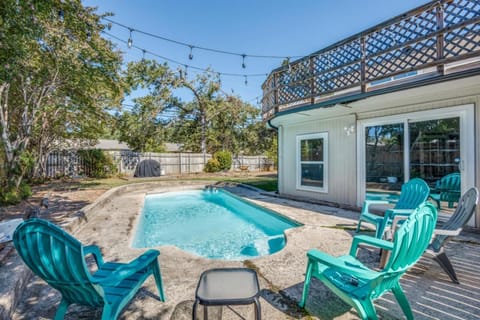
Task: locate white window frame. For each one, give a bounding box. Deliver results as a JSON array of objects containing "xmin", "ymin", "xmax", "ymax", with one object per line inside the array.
[{"xmin": 296, "ymin": 132, "xmax": 328, "ymax": 193}]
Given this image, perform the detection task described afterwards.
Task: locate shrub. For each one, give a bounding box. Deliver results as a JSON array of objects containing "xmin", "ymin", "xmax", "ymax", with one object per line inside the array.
[
  {"xmin": 204, "ymin": 158, "xmax": 221, "ymax": 173},
  {"xmin": 0, "ymin": 182, "xmax": 32, "ymax": 205},
  {"xmin": 78, "ymin": 149, "xmax": 118, "ymax": 178},
  {"xmin": 214, "ymin": 151, "xmax": 232, "ymax": 171}
]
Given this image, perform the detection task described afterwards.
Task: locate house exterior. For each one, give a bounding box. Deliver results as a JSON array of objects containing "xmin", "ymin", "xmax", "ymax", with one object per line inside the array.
[{"xmin": 262, "ymin": 0, "xmax": 480, "ymax": 227}]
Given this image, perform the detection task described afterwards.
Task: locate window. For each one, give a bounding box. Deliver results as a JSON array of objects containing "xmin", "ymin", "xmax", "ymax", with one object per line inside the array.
[{"xmin": 297, "ymin": 133, "xmax": 328, "ymax": 192}]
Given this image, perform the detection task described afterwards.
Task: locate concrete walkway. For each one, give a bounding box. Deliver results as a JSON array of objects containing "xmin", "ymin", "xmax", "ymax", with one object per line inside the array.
[{"xmin": 10, "ymin": 181, "xmax": 480, "ymax": 319}]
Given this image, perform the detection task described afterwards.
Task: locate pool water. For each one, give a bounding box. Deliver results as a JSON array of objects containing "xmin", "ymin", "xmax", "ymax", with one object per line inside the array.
[{"xmin": 132, "ymin": 189, "xmax": 300, "ymax": 260}]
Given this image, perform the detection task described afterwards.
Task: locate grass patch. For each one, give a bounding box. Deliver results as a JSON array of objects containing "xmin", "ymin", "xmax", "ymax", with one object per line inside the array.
[
  {"xmin": 224, "ymin": 176, "xmax": 277, "ymax": 191},
  {"xmin": 34, "ymin": 173, "xmax": 278, "ymax": 193}
]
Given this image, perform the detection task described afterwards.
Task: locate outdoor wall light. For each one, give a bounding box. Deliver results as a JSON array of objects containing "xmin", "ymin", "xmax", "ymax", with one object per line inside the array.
[{"xmin": 344, "ymin": 124, "xmax": 355, "ymax": 136}]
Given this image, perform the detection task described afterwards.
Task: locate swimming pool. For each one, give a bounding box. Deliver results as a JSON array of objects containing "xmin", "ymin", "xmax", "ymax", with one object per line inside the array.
[{"xmin": 132, "ymin": 189, "xmax": 300, "ymax": 260}]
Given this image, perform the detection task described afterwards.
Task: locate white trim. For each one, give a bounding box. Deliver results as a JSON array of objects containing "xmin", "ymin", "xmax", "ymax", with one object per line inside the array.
[
  {"xmin": 357, "ymin": 104, "xmax": 475, "ymax": 207},
  {"xmin": 296, "ymin": 132, "xmax": 329, "ymax": 193}
]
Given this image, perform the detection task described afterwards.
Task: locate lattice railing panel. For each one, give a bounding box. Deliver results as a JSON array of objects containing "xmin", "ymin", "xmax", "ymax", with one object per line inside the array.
[
  {"xmin": 261, "ymin": 75, "xmax": 275, "ymax": 113},
  {"xmin": 277, "ymin": 59, "xmax": 311, "ymax": 104},
  {"xmin": 313, "ymin": 40, "xmax": 362, "ymax": 72},
  {"xmin": 444, "ymin": 0, "xmax": 480, "ymax": 26},
  {"xmin": 366, "ymin": 10, "xmax": 437, "ymax": 56},
  {"xmin": 314, "ymin": 63, "xmax": 361, "ymax": 93},
  {"xmin": 367, "ymin": 37, "xmax": 437, "ymax": 79},
  {"xmin": 444, "ymin": 22, "xmax": 480, "ymax": 58}
]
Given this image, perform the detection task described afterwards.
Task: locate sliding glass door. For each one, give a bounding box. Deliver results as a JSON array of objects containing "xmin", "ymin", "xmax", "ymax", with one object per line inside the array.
[
  {"xmin": 409, "ymin": 118, "xmax": 460, "ymax": 183},
  {"xmin": 365, "ymin": 123, "xmax": 404, "ymax": 199},
  {"xmin": 359, "ymin": 105, "xmax": 473, "ymax": 206}
]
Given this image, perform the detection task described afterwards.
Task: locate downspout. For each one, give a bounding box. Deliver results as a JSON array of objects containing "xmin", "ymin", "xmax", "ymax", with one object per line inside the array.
[{"xmin": 267, "ymin": 119, "xmax": 279, "ymax": 194}]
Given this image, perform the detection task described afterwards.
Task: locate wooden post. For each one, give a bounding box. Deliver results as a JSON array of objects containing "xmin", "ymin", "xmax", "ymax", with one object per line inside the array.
[
  {"xmin": 360, "ymin": 36, "xmax": 367, "ymax": 93},
  {"xmin": 273, "ymin": 73, "xmax": 279, "ymax": 114},
  {"xmin": 178, "ymin": 152, "xmax": 182, "ymax": 175},
  {"xmin": 436, "ymin": 3, "xmax": 445, "ymax": 75},
  {"xmin": 310, "ymin": 55, "xmax": 315, "ymax": 104}
]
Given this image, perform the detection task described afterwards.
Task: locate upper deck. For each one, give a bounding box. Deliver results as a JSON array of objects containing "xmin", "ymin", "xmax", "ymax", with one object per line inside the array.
[{"xmin": 261, "ymin": 0, "xmax": 480, "ymax": 120}]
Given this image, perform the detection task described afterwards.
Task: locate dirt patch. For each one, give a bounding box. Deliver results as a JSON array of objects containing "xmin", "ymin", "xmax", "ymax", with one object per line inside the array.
[{"xmin": 0, "ymin": 186, "xmax": 107, "ymax": 222}]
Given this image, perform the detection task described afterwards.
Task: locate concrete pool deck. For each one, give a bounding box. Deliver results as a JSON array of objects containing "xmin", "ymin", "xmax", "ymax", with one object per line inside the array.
[{"xmin": 7, "ymin": 180, "xmax": 480, "ymax": 319}]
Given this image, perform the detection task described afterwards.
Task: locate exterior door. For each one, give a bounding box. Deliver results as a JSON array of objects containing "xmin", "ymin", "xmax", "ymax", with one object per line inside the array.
[{"xmin": 358, "ymin": 105, "xmax": 474, "ymax": 217}]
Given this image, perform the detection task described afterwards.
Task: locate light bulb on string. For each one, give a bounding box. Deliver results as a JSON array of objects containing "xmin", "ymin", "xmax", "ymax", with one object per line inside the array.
[
  {"xmin": 244, "ymin": 75, "xmax": 248, "ymax": 86},
  {"xmin": 184, "ymin": 65, "xmax": 188, "ymax": 79},
  {"xmin": 217, "ymin": 73, "xmax": 221, "ymax": 85},
  {"xmin": 188, "ymin": 45, "xmax": 194, "ymax": 60},
  {"xmin": 241, "ymin": 54, "xmax": 246, "ymax": 68},
  {"xmin": 142, "ymin": 49, "xmax": 146, "ymax": 61},
  {"xmin": 127, "ymin": 28, "xmax": 133, "ymax": 48}
]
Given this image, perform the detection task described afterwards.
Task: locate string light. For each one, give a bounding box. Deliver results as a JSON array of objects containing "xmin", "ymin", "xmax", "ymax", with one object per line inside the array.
[
  {"xmin": 142, "ymin": 49, "xmax": 146, "ymax": 60},
  {"xmin": 127, "ymin": 28, "xmax": 133, "ymax": 48},
  {"xmin": 188, "ymin": 45, "xmax": 194, "ymax": 60},
  {"xmin": 102, "ymin": 31, "xmax": 268, "ymax": 80},
  {"xmin": 244, "ymin": 75, "xmax": 248, "ymax": 86},
  {"xmin": 241, "ymin": 54, "xmax": 246, "ymax": 68},
  {"xmin": 103, "ymin": 17, "xmax": 304, "ymax": 60}
]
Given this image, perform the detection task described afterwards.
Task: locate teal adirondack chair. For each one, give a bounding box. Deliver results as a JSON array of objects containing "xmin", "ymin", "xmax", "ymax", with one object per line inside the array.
[
  {"xmin": 429, "ymin": 172, "xmax": 461, "ymax": 209},
  {"xmin": 356, "ymin": 178, "xmax": 430, "ymax": 238},
  {"xmin": 300, "ymin": 202, "xmax": 437, "ymax": 320},
  {"xmin": 13, "ymin": 218, "xmax": 165, "ymax": 320}
]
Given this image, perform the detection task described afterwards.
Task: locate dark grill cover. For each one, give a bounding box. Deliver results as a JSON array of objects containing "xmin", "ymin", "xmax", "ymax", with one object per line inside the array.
[{"xmin": 134, "ymin": 159, "xmax": 161, "ymax": 177}]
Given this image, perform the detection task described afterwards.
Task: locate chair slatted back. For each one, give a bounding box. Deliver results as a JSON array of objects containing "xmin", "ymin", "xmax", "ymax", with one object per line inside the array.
[
  {"xmin": 430, "ymin": 187, "xmax": 478, "ymax": 252},
  {"xmin": 394, "ymin": 178, "xmax": 430, "ymax": 210},
  {"xmin": 13, "ymin": 219, "xmax": 103, "ymax": 306},
  {"xmin": 383, "ymin": 202, "xmax": 437, "ymax": 276}
]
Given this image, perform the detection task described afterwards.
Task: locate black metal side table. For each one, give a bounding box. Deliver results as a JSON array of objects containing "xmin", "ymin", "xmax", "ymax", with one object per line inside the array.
[{"xmin": 193, "ymin": 268, "xmax": 261, "ymax": 320}]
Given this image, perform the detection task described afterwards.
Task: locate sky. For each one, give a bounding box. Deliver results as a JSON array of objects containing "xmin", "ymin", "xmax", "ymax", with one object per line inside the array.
[{"xmin": 82, "ymin": 0, "xmax": 430, "ymax": 107}]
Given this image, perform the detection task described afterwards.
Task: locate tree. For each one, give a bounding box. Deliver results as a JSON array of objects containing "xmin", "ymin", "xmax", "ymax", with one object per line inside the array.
[
  {"xmin": 0, "ymin": 0, "xmax": 122, "ymax": 198},
  {"xmin": 115, "ymin": 59, "xmax": 178, "ymax": 152},
  {"xmin": 173, "ymin": 71, "xmax": 221, "ymax": 158}
]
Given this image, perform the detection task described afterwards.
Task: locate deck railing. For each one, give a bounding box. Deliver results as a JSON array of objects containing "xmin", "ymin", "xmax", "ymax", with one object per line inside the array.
[{"xmin": 262, "ymin": 0, "xmax": 480, "ymax": 120}]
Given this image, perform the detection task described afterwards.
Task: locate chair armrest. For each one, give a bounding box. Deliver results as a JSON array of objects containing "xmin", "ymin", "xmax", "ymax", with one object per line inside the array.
[
  {"xmin": 433, "ymin": 228, "xmax": 462, "ymax": 237},
  {"xmin": 386, "ymin": 208, "xmax": 414, "ymax": 216},
  {"xmin": 95, "ymin": 249, "xmax": 160, "ymax": 286},
  {"xmin": 349, "ymin": 235, "xmax": 394, "ymax": 256},
  {"xmin": 361, "ymin": 200, "xmax": 389, "ymax": 214},
  {"xmin": 83, "ymin": 245, "xmax": 104, "ymax": 267},
  {"xmin": 383, "ymin": 208, "xmax": 415, "ymax": 223},
  {"xmin": 307, "ymin": 249, "xmax": 378, "ymax": 280}
]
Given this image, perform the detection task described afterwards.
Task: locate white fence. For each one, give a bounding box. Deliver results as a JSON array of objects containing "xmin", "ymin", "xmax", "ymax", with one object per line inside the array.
[{"xmin": 45, "ymin": 150, "xmax": 274, "ymax": 177}]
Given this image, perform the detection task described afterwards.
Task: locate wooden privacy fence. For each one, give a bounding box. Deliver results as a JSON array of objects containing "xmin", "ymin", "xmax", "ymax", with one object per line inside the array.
[{"xmin": 45, "ymin": 151, "xmax": 274, "ymax": 178}]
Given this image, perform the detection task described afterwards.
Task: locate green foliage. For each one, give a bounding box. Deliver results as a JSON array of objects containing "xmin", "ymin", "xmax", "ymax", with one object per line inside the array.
[
  {"xmin": 78, "ymin": 150, "xmax": 117, "ymax": 178},
  {"xmin": 204, "ymin": 158, "xmax": 221, "ymax": 173},
  {"xmin": 265, "ymin": 135, "xmax": 278, "ymax": 167},
  {"xmin": 0, "ymin": 182, "xmax": 31, "ymax": 205},
  {"xmin": 115, "ymin": 59, "xmax": 178, "ymax": 152},
  {"xmin": 0, "ymin": 0, "xmax": 122, "ymax": 186},
  {"xmin": 214, "ymin": 151, "xmax": 232, "ymax": 171}
]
